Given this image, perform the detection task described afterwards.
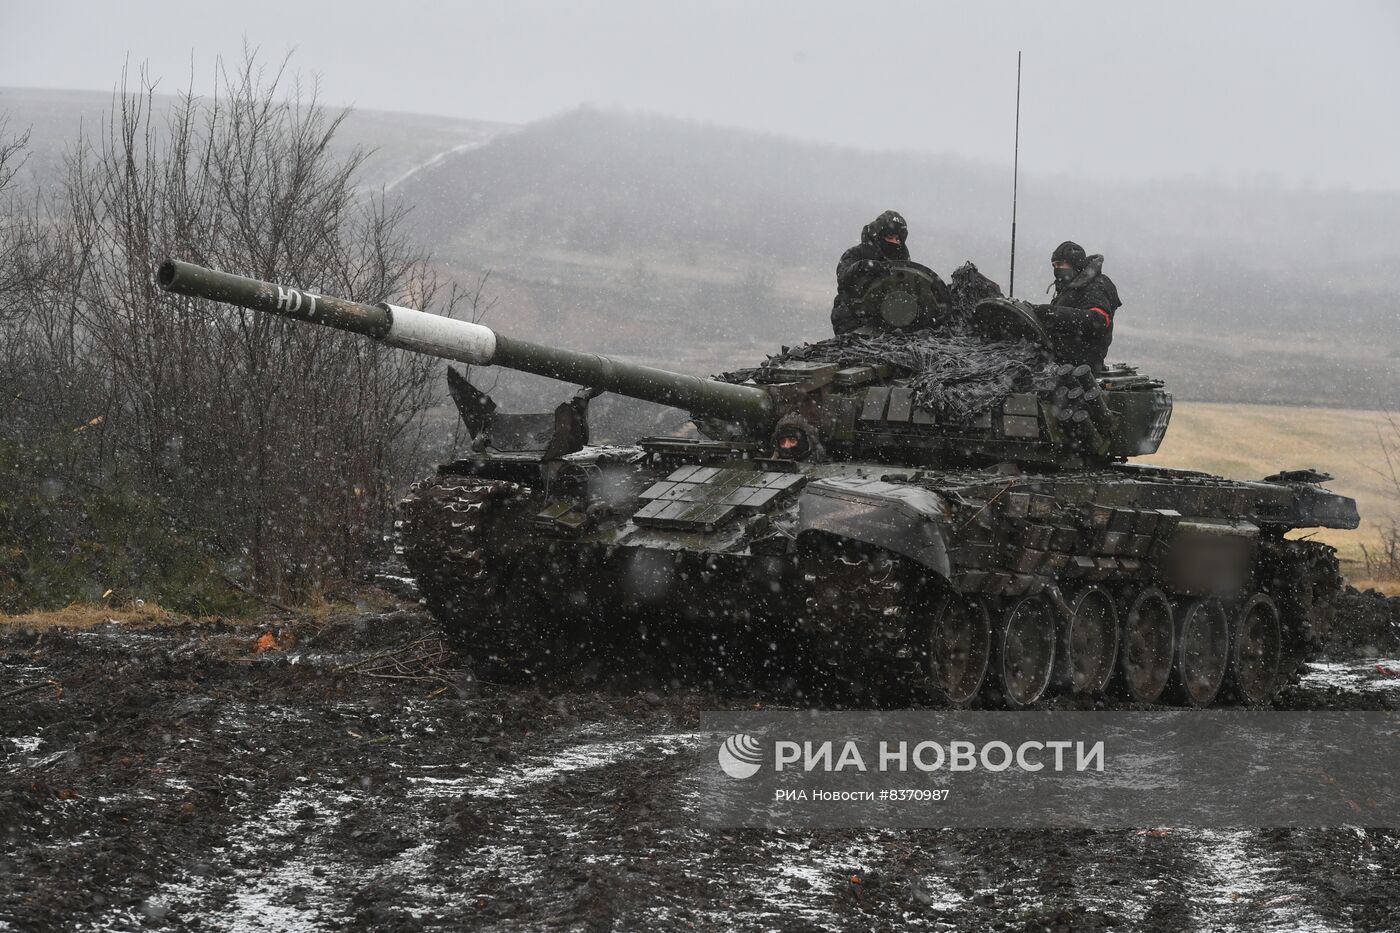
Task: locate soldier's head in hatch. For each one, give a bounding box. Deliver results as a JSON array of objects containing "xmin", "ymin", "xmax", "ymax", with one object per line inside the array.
[
  {"xmin": 1051, "ymin": 240, "xmax": 1087, "ymax": 284},
  {"xmin": 871, "ymin": 210, "xmax": 908, "ymax": 259}
]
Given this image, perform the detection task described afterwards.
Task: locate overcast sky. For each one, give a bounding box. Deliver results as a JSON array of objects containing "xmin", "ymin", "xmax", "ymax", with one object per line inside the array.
[{"xmin": 2, "ymin": 0, "xmax": 1397, "ymax": 191}]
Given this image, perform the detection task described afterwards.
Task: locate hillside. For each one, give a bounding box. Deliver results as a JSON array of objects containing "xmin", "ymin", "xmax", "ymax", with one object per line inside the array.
[
  {"xmin": 394, "ymin": 109, "xmax": 1399, "ymax": 408},
  {"xmin": 0, "ymin": 86, "xmax": 511, "ymax": 193},
  {"xmin": 4, "ymin": 89, "xmax": 1397, "ymax": 408}
]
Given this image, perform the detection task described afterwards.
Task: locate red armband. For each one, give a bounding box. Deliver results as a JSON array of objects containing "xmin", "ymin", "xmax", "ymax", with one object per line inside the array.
[{"xmin": 1089, "ymin": 307, "xmax": 1112, "ymax": 326}]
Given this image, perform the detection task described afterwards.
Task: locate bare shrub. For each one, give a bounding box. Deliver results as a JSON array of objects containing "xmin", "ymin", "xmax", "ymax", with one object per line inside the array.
[{"xmin": 2, "ymin": 52, "xmax": 478, "ymax": 602}]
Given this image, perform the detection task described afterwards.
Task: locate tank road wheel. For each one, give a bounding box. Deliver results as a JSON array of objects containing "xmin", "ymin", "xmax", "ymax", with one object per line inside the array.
[
  {"xmin": 1169, "ymin": 598, "xmax": 1230, "ymax": 707},
  {"xmin": 1059, "ymin": 587, "xmax": 1120, "ymax": 696},
  {"xmin": 1227, "ymin": 594, "xmax": 1283, "ymax": 706},
  {"xmin": 989, "ymin": 595, "xmax": 1057, "ymax": 709},
  {"xmin": 1115, "ymin": 587, "xmax": 1175, "ymax": 704},
  {"xmin": 927, "ymin": 593, "xmax": 992, "ymax": 706}
]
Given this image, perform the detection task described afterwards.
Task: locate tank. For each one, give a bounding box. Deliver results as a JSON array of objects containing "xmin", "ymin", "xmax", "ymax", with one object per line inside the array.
[{"xmin": 157, "ymin": 258, "xmax": 1360, "ymax": 708}]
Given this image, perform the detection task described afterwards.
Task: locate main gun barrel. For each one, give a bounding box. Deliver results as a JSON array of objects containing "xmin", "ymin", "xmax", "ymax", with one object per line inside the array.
[{"xmin": 157, "ymin": 260, "xmax": 775, "ymax": 426}]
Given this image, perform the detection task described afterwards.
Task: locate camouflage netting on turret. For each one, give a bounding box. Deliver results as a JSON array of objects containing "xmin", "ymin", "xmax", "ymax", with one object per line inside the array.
[
  {"xmin": 947, "ymin": 260, "xmax": 1006, "ymax": 317},
  {"xmin": 719, "ymin": 262, "xmax": 1055, "ymax": 421},
  {"xmin": 718, "ymin": 333, "xmax": 1053, "ymax": 421}
]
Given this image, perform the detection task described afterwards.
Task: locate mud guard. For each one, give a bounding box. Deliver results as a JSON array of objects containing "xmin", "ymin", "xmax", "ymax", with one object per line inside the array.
[
  {"xmin": 795, "ymin": 477, "xmax": 953, "ymax": 578},
  {"xmin": 448, "ymin": 367, "xmax": 598, "ymax": 460},
  {"xmin": 447, "ymin": 366, "xmax": 497, "ymax": 440}
]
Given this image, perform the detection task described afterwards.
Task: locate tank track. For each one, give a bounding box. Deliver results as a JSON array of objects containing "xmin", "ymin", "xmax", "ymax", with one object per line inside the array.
[
  {"xmin": 1260, "ymin": 537, "xmax": 1344, "ymax": 685},
  {"xmin": 797, "ymin": 539, "xmax": 929, "ymax": 704},
  {"xmin": 397, "ymin": 473, "xmax": 544, "ymax": 680}
]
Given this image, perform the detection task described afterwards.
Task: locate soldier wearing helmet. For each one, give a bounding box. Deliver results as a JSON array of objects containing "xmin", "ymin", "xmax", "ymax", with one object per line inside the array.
[
  {"xmin": 831, "ymin": 210, "xmax": 911, "ymax": 335},
  {"xmin": 1037, "ymin": 240, "xmax": 1122, "ymax": 370}
]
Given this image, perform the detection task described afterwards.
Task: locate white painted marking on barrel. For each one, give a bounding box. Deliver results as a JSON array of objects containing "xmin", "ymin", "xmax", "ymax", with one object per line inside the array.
[
  {"xmin": 276, "ymin": 286, "xmax": 300, "ymax": 312},
  {"xmin": 381, "ymin": 304, "xmax": 497, "ymax": 365}
]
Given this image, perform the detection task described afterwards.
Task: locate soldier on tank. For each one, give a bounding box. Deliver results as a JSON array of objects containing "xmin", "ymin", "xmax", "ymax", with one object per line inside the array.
[
  {"xmin": 831, "ymin": 210, "xmax": 911, "ymax": 335},
  {"xmin": 1036, "ymin": 240, "xmax": 1122, "ymax": 370}
]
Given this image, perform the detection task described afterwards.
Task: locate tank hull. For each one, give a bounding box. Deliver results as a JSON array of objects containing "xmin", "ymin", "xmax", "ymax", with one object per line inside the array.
[{"xmin": 399, "ymin": 449, "xmax": 1354, "ymax": 707}]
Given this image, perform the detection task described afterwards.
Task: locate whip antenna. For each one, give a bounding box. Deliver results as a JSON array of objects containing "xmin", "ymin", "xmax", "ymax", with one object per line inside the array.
[{"xmin": 1009, "ymin": 51, "xmax": 1022, "ymax": 297}]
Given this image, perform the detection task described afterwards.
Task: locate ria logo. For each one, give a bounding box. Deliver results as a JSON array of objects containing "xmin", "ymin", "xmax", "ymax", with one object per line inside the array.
[{"xmin": 718, "ymin": 734, "xmax": 763, "ymax": 779}]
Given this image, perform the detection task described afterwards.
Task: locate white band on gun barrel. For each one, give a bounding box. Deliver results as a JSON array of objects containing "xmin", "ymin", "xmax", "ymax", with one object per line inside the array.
[{"xmin": 379, "ymin": 304, "xmax": 497, "ymax": 365}]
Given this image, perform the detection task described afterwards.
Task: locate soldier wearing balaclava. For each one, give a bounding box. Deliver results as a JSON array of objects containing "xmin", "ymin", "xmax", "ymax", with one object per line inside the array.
[
  {"xmin": 1037, "ymin": 240, "xmax": 1122, "ymax": 370},
  {"xmin": 830, "ymin": 210, "xmax": 911, "ymax": 335}
]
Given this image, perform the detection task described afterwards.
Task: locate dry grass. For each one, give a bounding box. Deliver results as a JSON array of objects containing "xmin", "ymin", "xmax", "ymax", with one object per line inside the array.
[
  {"xmin": 288, "ymin": 586, "xmax": 403, "ymax": 623},
  {"xmin": 0, "ymin": 602, "xmax": 196, "ymax": 631},
  {"xmin": 0, "ymin": 587, "xmax": 403, "ymax": 632},
  {"xmin": 1140, "ymin": 401, "xmax": 1396, "ymax": 581}
]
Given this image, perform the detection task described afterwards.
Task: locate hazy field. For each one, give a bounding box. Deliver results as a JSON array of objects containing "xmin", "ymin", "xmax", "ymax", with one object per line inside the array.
[{"xmin": 1140, "ymin": 401, "xmax": 1395, "ymax": 578}]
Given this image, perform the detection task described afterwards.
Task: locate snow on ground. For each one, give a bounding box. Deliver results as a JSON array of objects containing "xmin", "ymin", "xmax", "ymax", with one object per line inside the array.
[
  {"xmin": 140, "ymin": 781, "xmax": 360, "ymax": 931},
  {"xmin": 10, "ymin": 619, "xmax": 1399, "ymax": 932},
  {"xmin": 7, "ymin": 736, "xmax": 41, "ymax": 754},
  {"xmin": 458, "ymin": 732, "xmax": 702, "ymax": 800},
  {"xmin": 382, "ymin": 131, "xmax": 513, "ymax": 192},
  {"xmin": 1180, "ymin": 830, "xmax": 1340, "ymax": 933},
  {"xmin": 1300, "ymin": 660, "xmax": 1400, "ymax": 693}
]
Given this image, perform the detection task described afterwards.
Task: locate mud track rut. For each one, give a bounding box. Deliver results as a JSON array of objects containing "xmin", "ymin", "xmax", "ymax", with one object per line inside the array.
[{"xmin": 3, "ymin": 615, "xmax": 1399, "ymax": 932}]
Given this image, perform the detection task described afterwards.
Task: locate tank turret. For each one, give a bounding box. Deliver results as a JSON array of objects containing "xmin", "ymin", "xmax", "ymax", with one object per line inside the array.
[{"xmin": 158, "ymin": 259, "xmax": 1166, "ymax": 469}]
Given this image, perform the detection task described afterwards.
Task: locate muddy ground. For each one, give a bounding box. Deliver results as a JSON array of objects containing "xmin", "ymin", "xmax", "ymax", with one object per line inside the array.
[{"xmin": 3, "ymin": 592, "xmax": 1400, "ymax": 933}]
